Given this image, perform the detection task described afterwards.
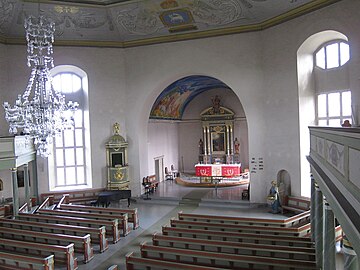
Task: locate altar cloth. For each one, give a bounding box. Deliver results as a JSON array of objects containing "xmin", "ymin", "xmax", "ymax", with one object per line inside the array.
[{"xmin": 195, "ymin": 164, "xmax": 241, "ymax": 177}]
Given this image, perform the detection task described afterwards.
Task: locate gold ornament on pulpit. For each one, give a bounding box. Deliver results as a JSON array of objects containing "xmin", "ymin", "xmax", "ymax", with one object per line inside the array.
[{"xmin": 114, "ymin": 168, "xmax": 124, "ymax": 181}]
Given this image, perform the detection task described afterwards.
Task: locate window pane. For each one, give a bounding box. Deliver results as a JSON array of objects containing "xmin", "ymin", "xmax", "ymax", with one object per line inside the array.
[
  {"xmin": 326, "ymin": 43, "xmax": 339, "ymax": 69},
  {"xmin": 66, "ymin": 167, "xmax": 76, "ymax": 185},
  {"xmin": 316, "ymin": 48, "xmax": 325, "ymax": 69},
  {"xmin": 55, "ymin": 134, "xmax": 63, "ymax": 148},
  {"xmin": 72, "ymin": 75, "xmax": 82, "ymax": 92},
  {"xmin": 61, "ymin": 73, "xmax": 73, "ymax": 93},
  {"xmin": 57, "ymin": 168, "xmax": 65, "ymax": 186},
  {"xmin": 75, "ymin": 129, "xmax": 83, "ymax": 147},
  {"xmin": 328, "ymin": 92, "xmax": 340, "ymax": 117},
  {"xmin": 340, "ymin": 42, "xmax": 350, "ymax": 66},
  {"xmin": 76, "ymin": 148, "xmax": 84, "ymax": 165},
  {"xmin": 318, "ymin": 94, "xmax": 327, "ymax": 117},
  {"xmin": 342, "ymin": 91, "xmax": 351, "ymax": 116},
  {"xmin": 64, "ymin": 130, "xmax": 74, "ymax": 147},
  {"xmin": 318, "ymin": 120, "xmax": 327, "ymax": 126},
  {"xmin": 74, "ymin": 110, "xmax": 83, "ymax": 128},
  {"xmin": 329, "ymin": 118, "xmax": 341, "ymax": 127},
  {"xmin": 77, "ymin": 167, "xmax": 85, "ymax": 184},
  {"xmin": 65, "ymin": 148, "xmax": 75, "ymax": 166},
  {"xmin": 52, "ymin": 75, "xmax": 61, "ymax": 92},
  {"xmin": 56, "ymin": 149, "xmax": 64, "ymax": 167}
]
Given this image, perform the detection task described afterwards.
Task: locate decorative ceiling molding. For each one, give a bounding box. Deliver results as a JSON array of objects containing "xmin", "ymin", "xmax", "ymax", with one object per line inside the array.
[{"xmin": 0, "ymin": 0, "xmax": 343, "ymax": 48}]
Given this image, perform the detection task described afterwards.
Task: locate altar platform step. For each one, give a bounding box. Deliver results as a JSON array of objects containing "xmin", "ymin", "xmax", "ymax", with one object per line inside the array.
[
  {"xmin": 135, "ymin": 196, "xmax": 180, "ymax": 205},
  {"xmin": 179, "ymin": 198, "xmax": 201, "ymax": 206},
  {"xmin": 199, "ymin": 199, "xmax": 265, "ymax": 209}
]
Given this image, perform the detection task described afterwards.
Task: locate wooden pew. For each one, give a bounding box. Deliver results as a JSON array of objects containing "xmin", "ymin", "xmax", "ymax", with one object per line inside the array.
[
  {"xmin": 0, "ymin": 226, "xmax": 94, "ymax": 263},
  {"xmin": 0, "ymin": 204, "xmax": 12, "ymax": 218},
  {"xmin": 17, "ymin": 212, "xmax": 120, "ymax": 243},
  {"xmin": 126, "ymin": 251, "xmax": 220, "ymax": 270},
  {"xmin": 36, "ymin": 208, "xmax": 130, "ymax": 237},
  {"xmin": 282, "ymin": 196, "xmax": 311, "ymax": 214},
  {"xmin": 178, "ymin": 210, "xmax": 310, "ymax": 228},
  {"xmin": 36, "ymin": 196, "xmax": 129, "ymax": 236},
  {"xmin": 152, "ymin": 232, "xmax": 316, "ymax": 261},
  {"xmin": 40, "ymin": 188, "xmax": 105, "ymax": 205},
  {"xmin": 0, "ymin": 218, "xmax": 108, "ymax": 253},
  {"xmin": 0, "ymin": 237, "xmax": 77, "ymax": 270},
  {"xmin": 0, "ymin": 251, "xmax": 54, "ymax": 270},
  {"xmin": 170, "ymin": 218, "xmax": 311, "ymax": 237},
  {"xmin": 58, "ymin": 195, "xmax": 139, "ymax": 230},
  {"xmin": 140, "ymin": 242, "xmax": 318, "ymax": 269},
  {"xmin": 162, "ymin": 225, "xmax": 314, "ymax": 248}
]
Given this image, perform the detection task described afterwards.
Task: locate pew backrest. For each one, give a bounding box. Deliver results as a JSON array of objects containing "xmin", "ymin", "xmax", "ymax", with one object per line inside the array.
[
  {"xmin": 170, "ymin": 218, "xmax": 311, "ymax": 237},
  {"xmin": 0, "ymin": 251, "xmax": 54, "ymax": 270},
  {"xmin": 0, "ymin": 237, "xmax": 77, "ymax": 270},
  {"xmin": 18, "ymin": 212, "xmax": 120, "ymax": 243},
  {"xmin": 0, "ymin": 217, "xmax": 108, "ymax": 252},
  {"xmin": 0, "ymin": 226, "xmax": 93, "ymax": 263},
  {"xmin": 178, "ymin": 210, "xmax": 310, "ymax": 228},
  {"xmin": 58, "ymin": 198, "xmax": 139, "ymax": 230}
]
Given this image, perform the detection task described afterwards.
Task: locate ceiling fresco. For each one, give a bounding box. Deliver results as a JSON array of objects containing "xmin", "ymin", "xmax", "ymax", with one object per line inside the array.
[
  {"xmin": 0, "ymin": 0, "xmax": 341, "ymax": 47},
  {"xmin": 150, "ymin": 75, "xmax": 231, "ymax": 120}
]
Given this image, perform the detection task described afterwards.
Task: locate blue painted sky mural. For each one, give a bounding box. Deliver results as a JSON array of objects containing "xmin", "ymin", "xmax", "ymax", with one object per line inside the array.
[{"xmin": 150, "ymin": 75, "xmax": 231, "ymax": 120}]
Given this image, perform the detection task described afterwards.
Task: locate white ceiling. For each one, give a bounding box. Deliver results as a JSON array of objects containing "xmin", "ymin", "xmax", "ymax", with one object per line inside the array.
[{"xmin": 0, "ymin": 0, "xmax": 341, "ymax": 47}]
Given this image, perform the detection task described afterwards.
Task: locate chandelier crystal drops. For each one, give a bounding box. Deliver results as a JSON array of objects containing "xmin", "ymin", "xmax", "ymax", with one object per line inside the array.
[{"xmin": 3, "ymin": 15, "xmax": 78, "ymax": 157}]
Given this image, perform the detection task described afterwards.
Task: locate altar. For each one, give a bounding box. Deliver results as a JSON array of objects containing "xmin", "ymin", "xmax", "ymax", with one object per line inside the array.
[{"xmin": 195, "ymin": 164, "xmax": 241, "ymax": 178}]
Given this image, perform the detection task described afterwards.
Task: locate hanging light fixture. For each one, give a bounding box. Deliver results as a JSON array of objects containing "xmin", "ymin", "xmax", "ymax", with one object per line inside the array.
[{"xmin": 3, "ymin": 15, "xmax": 78, "ymax": 158}]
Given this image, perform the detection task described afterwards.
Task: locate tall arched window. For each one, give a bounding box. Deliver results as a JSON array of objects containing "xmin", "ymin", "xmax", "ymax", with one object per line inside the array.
[
  {"xmin": 297, "ymin": 31, "xmax": 350, "ymax": 197},
  {"xmin": 314, "ymin": 40, "xmax": 352, "ymax": 126},
  {"xmin": 48, "ymin": 66, "xmax": 92, "ymax": 190}
]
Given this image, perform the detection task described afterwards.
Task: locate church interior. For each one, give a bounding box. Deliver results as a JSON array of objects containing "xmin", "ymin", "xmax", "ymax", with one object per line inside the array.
[{"xmin": 0, "ymin": 0, "xmax": 359, "ymax": 269}]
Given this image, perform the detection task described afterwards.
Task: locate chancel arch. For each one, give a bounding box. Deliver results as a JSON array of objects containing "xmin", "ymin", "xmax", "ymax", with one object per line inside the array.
[{"xmin": 147, "ymin": 75, "xmax": 248, "ymax": 192}]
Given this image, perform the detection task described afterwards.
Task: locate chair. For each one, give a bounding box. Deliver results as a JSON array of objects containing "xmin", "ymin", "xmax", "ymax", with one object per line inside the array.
[{"xmin": 165, "ymin": 167, "xmax": 173, "ymax": 181}]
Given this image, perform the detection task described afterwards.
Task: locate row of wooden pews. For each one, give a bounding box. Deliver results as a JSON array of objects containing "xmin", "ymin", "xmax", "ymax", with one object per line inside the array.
[
  {"xmin": 0, "ymin": 192, "xmax": 140, "ymax": 270},
  {"xmin": 126, "ymin": 210, "xmax": 320, "ymax": 270}
]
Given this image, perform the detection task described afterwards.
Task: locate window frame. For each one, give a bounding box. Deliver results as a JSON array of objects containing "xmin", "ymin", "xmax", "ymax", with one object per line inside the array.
[
  {"xmin": 316, "ymin": 89, "xmax": 352, "ymax": 127},
  {"xmin": 48, "ymin": 67, "xmax": 92, "ymax": 191},
  {"xmin": 314, "ymin": 39, "xmax": 350, "ymax": 70}
]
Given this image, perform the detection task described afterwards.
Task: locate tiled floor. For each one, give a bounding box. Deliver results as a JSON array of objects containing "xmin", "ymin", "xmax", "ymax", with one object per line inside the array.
[{"xmin": 74, "ymin": 180, "xmax": 344, "ymax": 270}]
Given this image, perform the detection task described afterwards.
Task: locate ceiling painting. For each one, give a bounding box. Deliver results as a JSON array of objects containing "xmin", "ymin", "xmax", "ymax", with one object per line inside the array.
[
  {"xmin": 150, "ymin": 75, "xmax": 231, "ymax": 120},
  {"xmin": 0, "ymin": 0, "xmax": 342, "ymax": 47}
]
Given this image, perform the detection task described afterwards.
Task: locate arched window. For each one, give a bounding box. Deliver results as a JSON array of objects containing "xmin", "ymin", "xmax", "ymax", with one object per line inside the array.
[
  {"xmin": 315, "ymin": 40, "xmax": 350, "ymax": 69},
  {"xmin": 314, "ymin": 40, "xmax": 352, "ymax": 127},
  {"xmin": 48, "ymin": 66, "xmax": 92, "ymax": 190}
]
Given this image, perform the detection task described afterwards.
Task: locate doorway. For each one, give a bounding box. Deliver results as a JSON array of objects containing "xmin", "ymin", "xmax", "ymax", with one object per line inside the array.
[{"xmin": 154, "ymin": 156, "xmax": 164, "ymax": 182}]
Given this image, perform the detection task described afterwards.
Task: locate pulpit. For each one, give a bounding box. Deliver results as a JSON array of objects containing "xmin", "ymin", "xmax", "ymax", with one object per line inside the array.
[{"xmin": 106, "ymin": 123, "xmax": 130, "ymax": 190}]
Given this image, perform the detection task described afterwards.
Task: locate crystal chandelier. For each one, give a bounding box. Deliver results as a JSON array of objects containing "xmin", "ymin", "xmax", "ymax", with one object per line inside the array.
[{"xmin": 3, "ymin": 15, "xmax": 78, "ymax": 157}]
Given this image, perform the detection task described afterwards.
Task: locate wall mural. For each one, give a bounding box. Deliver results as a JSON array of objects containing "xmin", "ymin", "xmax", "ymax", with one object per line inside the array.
[{"xmin": 150, "ymin": 75, "xmax": 231, "ymax": 120}]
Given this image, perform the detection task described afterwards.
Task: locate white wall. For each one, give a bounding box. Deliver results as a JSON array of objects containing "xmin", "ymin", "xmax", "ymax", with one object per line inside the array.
[
  {"xmin": 0, "ymin": 0, "xmax": 359, "ymax": 203},
  {"xmin": 147, "ymin": 121, "xmax": 179, "ymax": 177}
]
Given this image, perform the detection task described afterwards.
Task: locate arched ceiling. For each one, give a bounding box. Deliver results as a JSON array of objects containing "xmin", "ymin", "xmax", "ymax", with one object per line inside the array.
[
  {"xmin": 150, "ymin": 75, "xmax": 231, "ymax": 120},
  {"xmin": 0, "ymin": 0, "xmax": 341, "ymax": 47}
]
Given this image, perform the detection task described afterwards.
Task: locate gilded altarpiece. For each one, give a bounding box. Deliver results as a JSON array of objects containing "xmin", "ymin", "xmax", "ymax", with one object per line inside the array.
[
  {"xmin": 200, "ymin": 97, "xmax": 235, "ymax": 164},
  {"xmin": 106, "ymin": 123, "xmax": 129, "ymax": 190}
]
